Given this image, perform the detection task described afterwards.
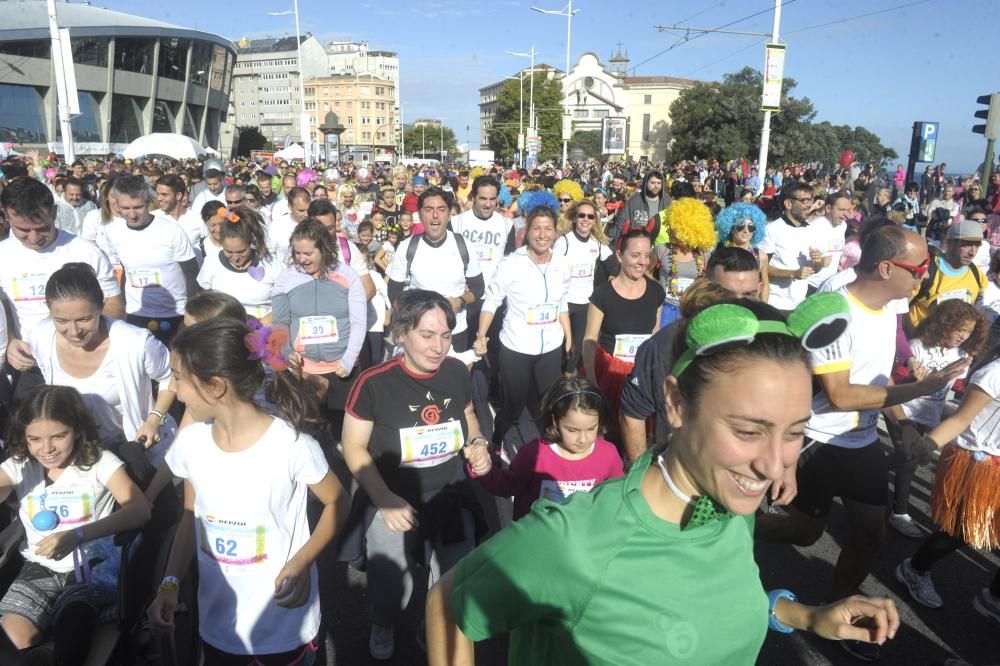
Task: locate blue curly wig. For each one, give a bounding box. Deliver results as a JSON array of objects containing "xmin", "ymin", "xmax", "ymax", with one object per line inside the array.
[
  {"xmin": 715, "ymin": 202, "xmax": 766, "ymax": 247},
  {"xmin": 517, "ymin": 189, "xmax": 559, "ymax": 218}
]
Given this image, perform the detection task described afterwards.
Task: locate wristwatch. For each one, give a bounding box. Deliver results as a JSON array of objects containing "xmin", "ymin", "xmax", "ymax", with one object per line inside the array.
[{"xmin": 148, "ymin": 409, "xmax": 167, "ymax": 426}]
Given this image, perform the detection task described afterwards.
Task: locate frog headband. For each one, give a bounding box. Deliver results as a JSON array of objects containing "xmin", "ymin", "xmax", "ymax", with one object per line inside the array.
[{"xmin": 671, "ymin": 292, "xmax": 851, "ymax": 378}]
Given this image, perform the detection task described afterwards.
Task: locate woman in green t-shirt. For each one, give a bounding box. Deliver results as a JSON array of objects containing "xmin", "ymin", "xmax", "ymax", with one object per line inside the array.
[{"xmin": 426, "ymin": 295, "xmax": 901, "ymax": 665}]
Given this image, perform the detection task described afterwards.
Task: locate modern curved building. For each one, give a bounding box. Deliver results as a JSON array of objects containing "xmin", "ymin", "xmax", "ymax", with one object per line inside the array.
[{"xmin": 0, "ymin": 0, "xmax": 235, "ymax": 155}]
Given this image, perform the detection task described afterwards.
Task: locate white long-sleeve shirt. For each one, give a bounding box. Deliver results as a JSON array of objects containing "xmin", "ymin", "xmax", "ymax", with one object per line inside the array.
[{"xmin": 483, "ymin": 247, "xmax": 572, "ymax": 355}]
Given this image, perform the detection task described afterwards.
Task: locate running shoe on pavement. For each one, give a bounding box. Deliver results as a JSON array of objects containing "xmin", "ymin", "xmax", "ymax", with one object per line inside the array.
[
  {"xmin": 889, "ymin": 513, "xmax": 923, "ymax": 538},
  {"xmin": 895, "ymin": 558, "xmax": 943, "ymax": 608}
]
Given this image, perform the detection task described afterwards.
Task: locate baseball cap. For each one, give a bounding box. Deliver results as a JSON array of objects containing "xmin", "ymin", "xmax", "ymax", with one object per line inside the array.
[
  {"xmin": 947, "ymin": 219, "xmax": 985, "ymax": 242},
  {"xmin": 412, "ymin": 176, "xmax": 427, "ymax": 185}
]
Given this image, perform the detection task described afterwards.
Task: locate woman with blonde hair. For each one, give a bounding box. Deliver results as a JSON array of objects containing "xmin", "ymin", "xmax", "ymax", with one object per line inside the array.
[{"xmin": 336, "ymin": 183, "xmax": 361, "ymax": 240}]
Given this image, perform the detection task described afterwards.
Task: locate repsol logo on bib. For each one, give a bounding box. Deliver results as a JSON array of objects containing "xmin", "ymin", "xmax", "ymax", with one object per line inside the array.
[{"xmin": 205, "ymin": 516, "xmax": 247, "ymax": 527}]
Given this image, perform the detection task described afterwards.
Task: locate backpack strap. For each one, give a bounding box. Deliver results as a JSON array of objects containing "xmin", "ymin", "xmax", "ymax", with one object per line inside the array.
[
  {"xmin": 910, "ymin": 252, "xmax": 940, "ymax": 307},
  {"xmin": 405, "ymin": 232, "xmax": 470, "ymax": 285},
  {"xmin": 453, "ymin": 232, "xmax": 470, "ymax": 274}
]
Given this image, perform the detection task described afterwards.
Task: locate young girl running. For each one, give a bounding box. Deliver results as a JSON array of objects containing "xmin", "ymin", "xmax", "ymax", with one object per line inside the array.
[
  {"xmin": 147, "ymin": 318, "xmax": 350, "ymax": 664},
  {"xmin": 0, "ymin": 387, "xmax": 150, "ymax": 659},
  {"xmin": 886, "ymin": 300, "xmax": 987, "ymax": 537},
  {"xmin": 464, "ymin": 378, "xmax": 624, "ymax": 520}
]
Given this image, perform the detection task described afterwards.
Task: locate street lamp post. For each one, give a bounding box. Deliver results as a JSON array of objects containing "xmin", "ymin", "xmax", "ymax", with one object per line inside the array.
[
  {"xmin": 267, "ymin": 1, "xmax": 311, "ymax": 165},
  {"xmin": 532, "ymin": 2, "xmax": 579, "ymax": 169},
  {"xmin": 506, "ymin": 47, "xmax": 537, "ymax": 164},
  {"xmin": 503, "ymin": 74, "xmax": 524, "ymax": 164},
  {"xmin": 439, "ymin": 119, "xmax": 445, "ymax": 163}
]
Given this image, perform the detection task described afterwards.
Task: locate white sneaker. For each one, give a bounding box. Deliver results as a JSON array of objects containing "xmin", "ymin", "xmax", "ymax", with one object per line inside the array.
[
  {"xmin": 895, "ymin": 558, "xmax": 943, "ymax": 608},
  {"xmin": 889, "ymin": 513, "xmax": 924, "ymax": 538},
  {"xmin": 369, "ymin": 624, "xmax": 394, "ymax": 660},
  {"xmin": 973, "ymin": 588, "xmax": 1000, "ymax": 625}
]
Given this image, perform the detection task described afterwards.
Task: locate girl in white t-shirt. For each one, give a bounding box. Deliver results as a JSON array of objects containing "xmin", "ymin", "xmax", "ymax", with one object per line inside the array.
[
  {"xmin": 0, "ymin": 386, "xmax": 150, "ymax": 656},
  {"xmin": 147, "ymin": 317, "xmax": 349, "ymax": 663},
  {"xmin": 887, "ymin": 300, "xmax": 987, "ymax": 537},
  {"xmin": 196, "ymin": 207, "xmax": 280, "ymax": 324},
  {"xmin": 895, "ymin": 345, "xmax": 1000, "ymax": 616}
]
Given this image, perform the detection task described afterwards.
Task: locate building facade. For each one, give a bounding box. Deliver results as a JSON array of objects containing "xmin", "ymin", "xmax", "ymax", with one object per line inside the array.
[
  {"xmin": 326, "ymin": 40, "xmax": 399, "ymax": 83},
  {"xmin": 304, "ymin": 74, "xmax": 396, "ymax": 164},
  {"xmin": 0, "ymin": 0, "xmax": 235, "ymax": 155},
  {"xmin": 230, "ymin": 34, "xmax": 327, "ymax": 150},
  {"xmin": 477, "ymin": 49, "xmax": 700, "ymax": 160}
]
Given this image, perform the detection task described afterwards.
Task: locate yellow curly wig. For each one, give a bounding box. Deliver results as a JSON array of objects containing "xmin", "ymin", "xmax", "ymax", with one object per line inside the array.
[
  {"xmin": 553, "ymin": 179, "xmax": 584, "ymax": 202},
  {"xmin": 660, "ymin": 198, "xmax": 717, "ymax": 251}
]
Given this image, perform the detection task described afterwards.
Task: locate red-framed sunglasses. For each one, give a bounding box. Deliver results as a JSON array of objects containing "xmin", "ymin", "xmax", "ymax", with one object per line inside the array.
[{"xmin": 886, "ymin": 256, "xmax": 929, "ymax": 279}]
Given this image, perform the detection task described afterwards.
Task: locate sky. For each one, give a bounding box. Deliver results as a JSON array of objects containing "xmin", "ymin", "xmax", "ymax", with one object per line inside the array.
[{"xmin": 99, "ymin": 0, "xmax": 997, "ymax": 173}]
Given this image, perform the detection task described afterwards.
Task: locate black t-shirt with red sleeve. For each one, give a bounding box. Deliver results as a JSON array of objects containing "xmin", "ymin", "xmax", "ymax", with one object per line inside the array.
[
  {"xmin": 589, "ymin": 277, "xmax": 666, "ymax": 353},
  {"xmin": 345, "ymin": 356, "xmax": 471, "ymax": 506}
]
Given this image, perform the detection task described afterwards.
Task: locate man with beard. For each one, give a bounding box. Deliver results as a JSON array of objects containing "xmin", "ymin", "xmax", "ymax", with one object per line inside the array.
[{"xmin": 608, "ymin": 170, "xmax": 670, "ymax": 246}]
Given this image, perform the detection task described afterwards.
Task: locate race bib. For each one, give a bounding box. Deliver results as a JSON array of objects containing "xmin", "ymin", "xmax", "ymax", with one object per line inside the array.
[
  {"xmin": 526, "ymin": 303, "xmax": 558, "ymax": 325},
  {"xmin": 11, "ymin": 273, "xmax": 48, "ymax": 302},
  {"xmin": 539, "ymin": 478, "xmax": 596, "ymax": 503},
  {"xmin": 613, "ymin": 334, "xmax": 651, "ymax": 362},
  {"xmin": 199, "ymin": 513, "xmax": 273, "ymax": 573},
  {"xmin": 856, "ymin": 409, "xmax": 879, "ymax": 431},
  {"xmin": 129, "ymin": 268, "xmax": 162, "ymax": 288},
  {"xmin": 826, "ymin": 240, "xmax": 844, "ymax": 254},
  {"xmin": 937, "ymin": 289, "xmax": 970, "ymax": 304},
  {"xmin": 398, "ymin": 420, "xmax": 463, "ymax": 468},
  {"xmin": 27, "ymin": 486, "xmax": 94, "ymax": 527},
  {"xmin": 476, "ymin": 246, "xmax": 495, "ymax": 263},
  {"xmin": 298, "ymin": 315, "xmax": 339, "ymax": 345},
  {"xmin": 675, "ymin": 277, "xmax": 694, "ymax": 294},
  {"xmin": 571, "ymin": 262, "xmax": 594, "ymax": 279}
]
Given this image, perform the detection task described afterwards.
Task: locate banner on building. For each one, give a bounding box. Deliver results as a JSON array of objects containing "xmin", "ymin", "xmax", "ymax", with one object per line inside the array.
[
  {"xmin": 761, "ymin": 43, "xmax": 786, "ymax": 112},
  {"xmin": 601, "ymin": 117, "xmax": 626, "ymax": 155}
]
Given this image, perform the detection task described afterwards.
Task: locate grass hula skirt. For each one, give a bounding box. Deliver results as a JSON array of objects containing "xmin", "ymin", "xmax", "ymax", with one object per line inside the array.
[
  {"xmin": 931, "ymin": 444, "xmax": 1000, "ymax": 549},
  {"xmin": 593, "ymin": 345, "xmax": 633, "ymax": 424}
]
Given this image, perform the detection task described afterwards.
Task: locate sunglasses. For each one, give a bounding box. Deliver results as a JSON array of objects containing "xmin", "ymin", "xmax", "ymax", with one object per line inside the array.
[
  {"xmin": 886, "ymin": 256, "xmax": 929, "ymax": 279},
  {"xmin": 559, "ymin": 198, "xmax": 572, "ymax": 203},
  {"xmin": 576, "ymin": 212, "xmax": 596, "ymax": 220},
  {"xmin": 734, "ymin": 222, "xmax": 756, "ymax": 233}
]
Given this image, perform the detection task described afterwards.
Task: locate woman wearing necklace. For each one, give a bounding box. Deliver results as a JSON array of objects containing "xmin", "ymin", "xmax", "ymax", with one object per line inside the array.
[
  {"xmin": 195, "ymin": 207, "xmax": 279, "ymax": 324},
  {"xmin": 583, "ymin": 229, "xmax": 664, "ymax": 438},
  {"xmin": 474, "ymin": 205, "xmax": 573, "ymax": 457},
  {"xmin": 655, "ymin": 198, "xmax": 718, "ymax": 326},
  {"xmin": 428, "ymin": 295, "xmax": 901, "ymax": 665},
  {"xmin": 715, "ymin": 201, "xmax": 770, "ymax": 302},
  {"xmin": 553, "ymin": 199, "xmax": 616, "ymax": 372}
]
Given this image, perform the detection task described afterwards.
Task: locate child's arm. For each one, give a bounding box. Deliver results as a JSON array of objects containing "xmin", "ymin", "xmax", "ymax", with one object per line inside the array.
[
  {"xmin": 34, "ymin": 466, "xmax": 151, "ymax": 561},
  {"xmin": 273, "ymin": 471, "xmax": 351, "ymax": 608},
  {"xmin": 466, "ymin": 442, "xmax": 535, "ymax": 499},
  {"xmin": 0, "ymin": 469, "xmax": 16, "ymax": 506},
  {"xmin": 375, "ymin": 246, "xmax": 390, "ymax": 272},
  {"xmin": 149, "ymin": 480, "xmax": 197, "ymax": 635}
]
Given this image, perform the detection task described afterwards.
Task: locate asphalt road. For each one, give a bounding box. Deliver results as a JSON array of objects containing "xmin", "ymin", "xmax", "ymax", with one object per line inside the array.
[{"xmin": 316, "ymin": 438, "xmax": 1000, "ymax": 666}]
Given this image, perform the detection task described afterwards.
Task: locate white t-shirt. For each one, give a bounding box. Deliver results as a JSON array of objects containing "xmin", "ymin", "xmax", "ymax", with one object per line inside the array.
[
  {"xmin": 103, "ymin": 217, "xmax": 197, "ymax": 318},
  {"xmin": 957, "ymin": 359, "xmax": 1000, "ymax": 456},
  {"xmin": 449, "ymin": 209, "xmax": 514, "ymax": 288},
  {"xmin": 155, "ymin": 209, "xmax": 206, "ymax": 250},
  {"xmin": 806, "ymin": 286, "xmax": 897, "ymax": 448},
  {"xmin": 973, "ymin": 240, "xmax": 992, "ymax": 275},
  {"xmin": 268, "ymin": 212, "xmax": 299, "ymax": 268},
  {"xmin": 806, "ymin": 216, "xmax": 847, "ymax": 288},
  {"xmin": 197, "ymin": 251, "xmax": 280, "ymax": 321},
  {"xmin": 166, "ymin": 418, "xmax": 329, "ymax": 655},
  {"xmin": 900, "ymin": 340, "xmax": 965, "ymax": 426},
  {"xmin": 0, "ymin": 230, "xmax": 120, "ymax": 342},
  {"xmin": 56, "ymin": 199, "xmax": 96, "ymax": 237},
  {"xmin": 52, "ymin": 352, "xmax": 123, "ymax": 441},
  {"xmin": 760, "ymin": 218, "xmax": 820, "ymax": 310},
  {"xmin": 190, "ymin": 187, "xmax": 225, "ymax": 218},
  {"xmin": 0, "ymin": 451, "xmax": 122, "ymax": 573},
  {"xmin": 552, "ymin": 232, "xmax": 612, "ymax": 304},
  {"xmin": 369, "ymin": 271, "xmax": 389, "ymax": 334},
  {"xmin": 387, "ymin": 233, "xmax": 483, "ymax": 334},
  {"xmin": 819, "ymin": 268, "xmax": 910, "ymax": 315},
  {"xmin": 980, "ymin": 279, "xmax": 1000, "ymax": 323}
]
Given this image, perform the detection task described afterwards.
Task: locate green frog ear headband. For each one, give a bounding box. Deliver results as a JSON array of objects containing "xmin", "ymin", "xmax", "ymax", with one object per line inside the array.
[{"xmin": 671, "ymin": 292, "xmax": 851, "ymax": 378}]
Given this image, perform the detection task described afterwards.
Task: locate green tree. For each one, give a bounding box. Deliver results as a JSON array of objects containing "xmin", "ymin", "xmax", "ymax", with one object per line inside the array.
[
  {"xmin": 402, "ymin": 124, "xmax": 458, "ymax": 161},
  {"xmin": 488, "ymin": 72, "xmax": 564, "ymax": 163},
  {"xmin": 641, "ymin": 120, "xmax": 672, "ymax": 162},
  {"xmin": 569, "ymin": 129, "xmax": 602, "ymax": 160},
  {"xmin": 666, "ymin": 67, "xmax": 896, "ymax": 166},
  {"xmin": 235, "ymin": 125, "xmax": 268, "ymax": 157}
]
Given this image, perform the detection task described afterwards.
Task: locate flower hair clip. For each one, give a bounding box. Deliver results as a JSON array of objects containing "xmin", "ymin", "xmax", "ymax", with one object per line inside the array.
[
  {"xmin": 244, "ymin": 319, "xmax": 289, "ymax": 372},
  {"xmin": 227, "ymin": 211, "xmax": 241, "ymax": 223}
]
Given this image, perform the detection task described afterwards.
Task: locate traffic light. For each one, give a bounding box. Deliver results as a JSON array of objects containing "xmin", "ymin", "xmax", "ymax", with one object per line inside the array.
[{"xmin": 973, "ymin": 93, "xmax": 1000, "ymax": 140}]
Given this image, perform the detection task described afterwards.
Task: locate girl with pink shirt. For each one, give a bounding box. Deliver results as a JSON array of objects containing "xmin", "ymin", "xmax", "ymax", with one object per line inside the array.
[{"xmin": 463, "ymin": 378, "xmax": 624, "ymax": 520}]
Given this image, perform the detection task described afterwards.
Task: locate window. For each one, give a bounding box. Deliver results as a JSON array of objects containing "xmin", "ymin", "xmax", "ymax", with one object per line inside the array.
[
  {"xmin": 109, "ymin": 94, "xmax": 146, "ymax": 143},
  {"xmin": 305, "ymin": 102, "xmax": 316, "ymax": 111},
  {"xmin": 324, "ymin": 88, "xmax": 329, "ymax": 96},
  {"xmin": 593, "ymin": 109, "xmax": 609, "ymax": 118},
  {"xmin": 72, "ymin": 38, "xmax": 108, "ymax": 67},
  {"xmin": 573, "ymin": 109, "xmax": 588, "ymax": 119},
  {"xmin": 348, "ymin": 116, "xmax": 353, "ymax": 124},
  {"xmin": 158, "ymin": 38, "xmax": 191, "ymax": 80},
  {"xmin": 0, "ymin": 84, "xmax": 46, "ymax": 143},
  {"xmin": 151, "ymin": 99, "xmax": 178, "ymax": 134},
  {"xmin": 359, "ymin": 86, "xmax": 369, "ymax": 95},
  {"xmin": 644, "ymin": 94, "xmax": 652, "ymax": 104},
  {"xmin": 362, "ymin": 117, "xmax": 371, "ymax": 125},
  {"xmin": 0, "ymin": 40, "xmax": 49, "ymax": 59},
  {"xmin": 642, "ymin": 113, "xmax": 651, "ymax": 141},
  {"xmin": 305, "ymin": 87, "xmax": 315, "ymax": 95},
  {"xmin": 184, "ymin": 104, "xmax": 203, "ymax": 140},
  {"xmin": 115, "ymin": 38, "xmax": 155, "ymax": 74}
]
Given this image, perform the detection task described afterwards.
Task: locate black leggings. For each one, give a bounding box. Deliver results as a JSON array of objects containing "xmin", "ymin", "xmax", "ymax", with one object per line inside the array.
[
  {"xmin": 493, "ymin": 345, "xmax": 563, "ymax": 454},
  {"xmin": 888, "ymin": 421, "xmax": 929, "ymax": 515},
  {"xmin": 911, "ymin": 530, "xmax": 1000, "ymax": 596},
  {"xmin": 567, "ymin": 303, "xmax": 589, "ymax": 371}
]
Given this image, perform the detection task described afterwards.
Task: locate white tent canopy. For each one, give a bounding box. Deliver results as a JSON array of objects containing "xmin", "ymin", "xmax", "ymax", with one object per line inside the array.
[
  {"xmin": 274, "ymin": 143, "xmax": 305, "ymax": 160},
  {"xmin": 123, "ymin": 133, "xmax": 208, "ymax": 160}
]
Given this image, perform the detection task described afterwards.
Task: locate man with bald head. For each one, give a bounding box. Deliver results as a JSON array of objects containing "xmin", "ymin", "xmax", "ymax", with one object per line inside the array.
[{"xmin": 757, "ymin": 226, "xmax": 969, "ymax": 661}]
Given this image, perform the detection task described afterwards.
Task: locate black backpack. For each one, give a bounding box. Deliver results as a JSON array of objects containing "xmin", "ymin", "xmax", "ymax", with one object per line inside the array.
[{"xmin": 404, "ymin": 232, "xmax": 470, "ymax": 286}]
